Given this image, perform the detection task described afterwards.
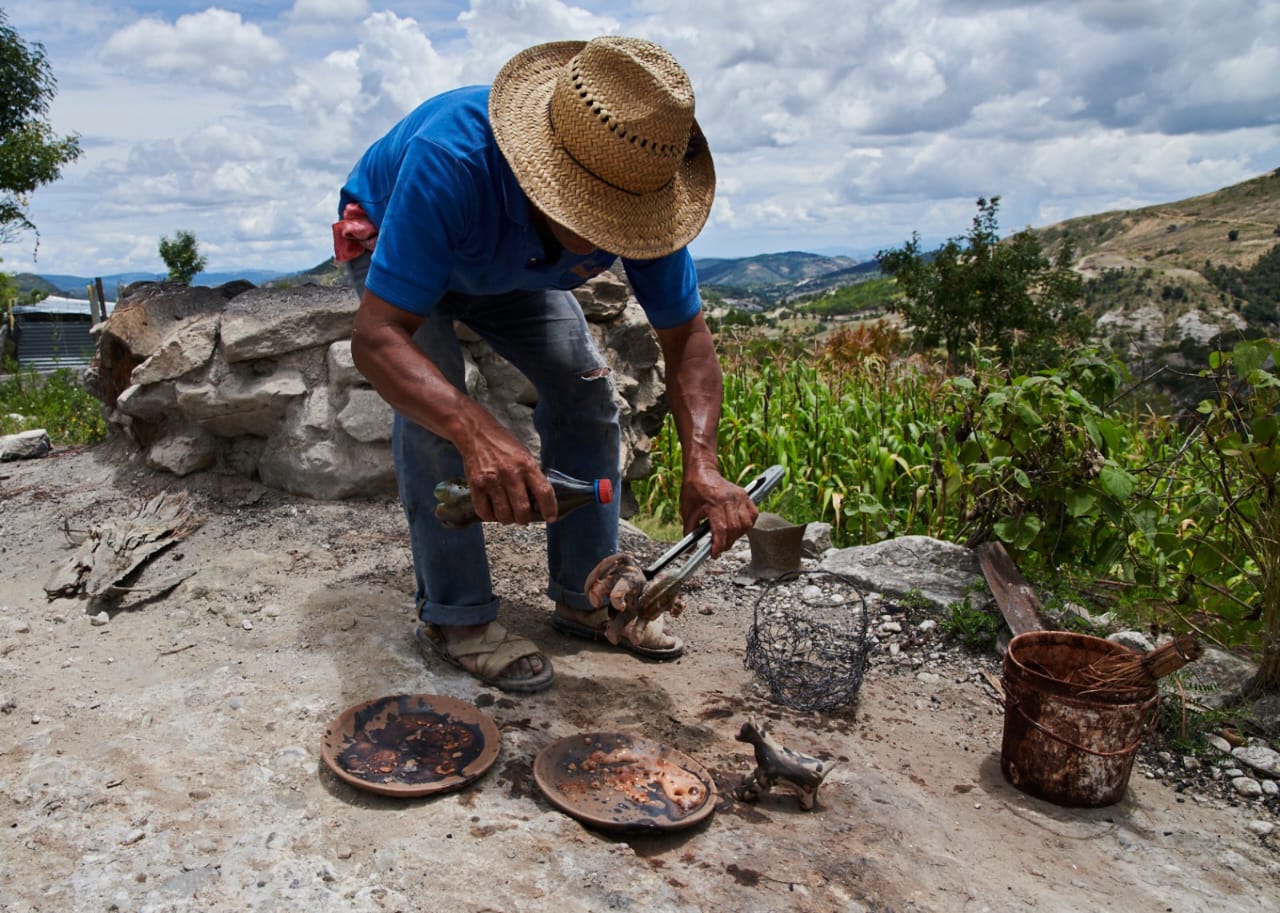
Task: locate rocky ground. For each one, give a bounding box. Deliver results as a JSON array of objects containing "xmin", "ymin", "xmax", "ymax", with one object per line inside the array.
[{"xmin": 2, "ymin": 442, "xmax": 1278, "ymax": 913}]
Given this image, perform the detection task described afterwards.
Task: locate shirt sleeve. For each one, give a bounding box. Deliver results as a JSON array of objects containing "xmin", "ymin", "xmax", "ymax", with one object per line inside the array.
[
  {"xmin": 621, "ymin": 249, "xmax": 703, "ymax": 329},
  {"xmin": 363, "ymin": 139, "xmax": 476, "ymax": 316}
]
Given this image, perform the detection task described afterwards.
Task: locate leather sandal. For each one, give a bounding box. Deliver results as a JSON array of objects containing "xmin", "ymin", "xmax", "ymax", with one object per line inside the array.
[{"xmin": 417, "ymin": 622, "xmax": 554, "ymax": 693}]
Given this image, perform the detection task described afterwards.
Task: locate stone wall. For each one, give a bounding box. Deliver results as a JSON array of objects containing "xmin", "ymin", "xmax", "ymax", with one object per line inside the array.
[{"xmin": 91, "ymin": 272, "xmax": 668, "ymax": 509}]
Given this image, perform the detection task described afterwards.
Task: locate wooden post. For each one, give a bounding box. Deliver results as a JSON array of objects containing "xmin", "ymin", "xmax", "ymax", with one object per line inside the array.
[
  {"xmin": 94, "ymin": 278, "xmax": 107, "ymax": 317},
  {"xmin": 86, "ymin": 284, "xmax": 100, "ymax": 323}
]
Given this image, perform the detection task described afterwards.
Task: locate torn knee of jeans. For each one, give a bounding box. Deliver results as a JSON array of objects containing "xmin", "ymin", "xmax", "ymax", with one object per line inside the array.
[{"xmin": 580, "ymin": 366, "xmax": 611, "ymax": 380}]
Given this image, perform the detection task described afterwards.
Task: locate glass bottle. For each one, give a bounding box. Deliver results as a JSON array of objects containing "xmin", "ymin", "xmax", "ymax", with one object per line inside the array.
[{"xmin": 433, "ymin": 469, "xmax": 613, "ymax": 528}]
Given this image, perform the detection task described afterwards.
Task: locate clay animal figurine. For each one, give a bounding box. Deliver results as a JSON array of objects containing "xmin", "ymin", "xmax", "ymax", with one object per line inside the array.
[{"xmin": 734, "ymin": 718, "xmax": 836, "ymax": 811}]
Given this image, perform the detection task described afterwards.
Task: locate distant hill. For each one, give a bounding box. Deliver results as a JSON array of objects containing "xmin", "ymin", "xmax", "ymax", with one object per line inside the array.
[
  {"xmin": 14, "ymin": 269, "xmax": 288, "ymax": 300},
  {"xmin": 1023, "ymin": 169, "xmax": 1280, "ymax": 405},
  {"xmin": 1032, "ymin": 169, "xmax": 1280, "ymax": 276},
  {"xmin": 695, "ymin": 251, "xmax": 863, "ymax": 289}
]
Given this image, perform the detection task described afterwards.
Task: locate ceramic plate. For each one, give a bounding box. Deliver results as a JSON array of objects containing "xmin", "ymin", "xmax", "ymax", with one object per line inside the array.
[
  {"xmin": 321, "ymin": 693, "xmax": 501, "ymax": 797},
  {"xmin": 533, "ymin": 731, "xmax": 716, "ymax": 833}
]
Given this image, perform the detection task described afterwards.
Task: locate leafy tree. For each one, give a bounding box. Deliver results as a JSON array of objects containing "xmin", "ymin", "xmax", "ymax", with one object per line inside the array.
[
  {"xmin": 1182, "ymin": 340, "xmax": 1280, "ymax": 694},
  {"xmin": 158, "ymin": 230, "xmax": 207, "ymax": 284},
  {"xmin": 0, "ymin": 11, "xmax": 83, "ymax": 244},
  {"xmin": 877, "ymin": 197, "xmax": 1085, "ymax": 369}
]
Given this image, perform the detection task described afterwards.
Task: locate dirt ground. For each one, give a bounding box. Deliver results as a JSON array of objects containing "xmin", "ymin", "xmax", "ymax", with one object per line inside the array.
[{"xmin": 2, "ymin": 442, "xmax": 1278, "ymax": 913}]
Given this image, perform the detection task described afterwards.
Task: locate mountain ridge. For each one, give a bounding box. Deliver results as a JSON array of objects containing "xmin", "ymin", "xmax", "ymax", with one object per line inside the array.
[{"xmin": 10, "ymin": 170, "xmax": 1277, "ymax": 305}]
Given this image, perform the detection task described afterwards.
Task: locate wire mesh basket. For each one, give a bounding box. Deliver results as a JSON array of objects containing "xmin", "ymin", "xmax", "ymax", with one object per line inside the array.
[{"xmin": 744, "ymin": 569, "xmax": 871, "ymax": 713}]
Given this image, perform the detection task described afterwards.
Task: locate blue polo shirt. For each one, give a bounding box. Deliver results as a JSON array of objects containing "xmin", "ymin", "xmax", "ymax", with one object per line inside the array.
[{"xmin": 339, "ymin": 86, "xmax": 702, "ymax": 329}]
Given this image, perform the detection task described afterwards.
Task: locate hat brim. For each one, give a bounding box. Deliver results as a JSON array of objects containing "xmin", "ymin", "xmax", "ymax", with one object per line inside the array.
[{"xmin": 489, "ymin": 41, "xmax": 715, "ymax": 260}]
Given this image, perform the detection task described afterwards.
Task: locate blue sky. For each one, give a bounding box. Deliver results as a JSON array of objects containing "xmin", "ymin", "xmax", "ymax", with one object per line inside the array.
[{"xmin": 1, "ymin": 0, "xmax": 1277, "ymax": 278}]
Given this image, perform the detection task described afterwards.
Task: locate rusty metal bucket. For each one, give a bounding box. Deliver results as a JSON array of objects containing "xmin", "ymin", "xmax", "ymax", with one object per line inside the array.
[{"xmin": 1000, "ymin": 631, "xmax": 1159, "ymax": 807}]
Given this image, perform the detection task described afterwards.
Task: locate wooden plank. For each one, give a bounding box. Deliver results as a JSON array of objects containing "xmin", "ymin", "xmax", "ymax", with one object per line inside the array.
[{"xmin": 977, "ymin": 541, "xmax": 1046, "ymax": 635}]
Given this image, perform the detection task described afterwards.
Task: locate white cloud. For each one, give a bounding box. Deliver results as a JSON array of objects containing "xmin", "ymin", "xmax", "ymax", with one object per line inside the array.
[
  {"xmin": 288, "ymin": 0, "xmax": 369, "ymax": 20},
  {"xmin": 2, "ymin": 0, "xmax": 1278, "ymax": 274},
  {"xmin": 100, "ymin": 9, "xmax": 287, "ymax": 92}
]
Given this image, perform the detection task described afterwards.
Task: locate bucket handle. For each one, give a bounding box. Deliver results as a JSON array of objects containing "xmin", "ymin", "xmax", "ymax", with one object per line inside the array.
[{"xmin": 1005, "ymin": 694, "xmax": 1160, "ymax": 758}]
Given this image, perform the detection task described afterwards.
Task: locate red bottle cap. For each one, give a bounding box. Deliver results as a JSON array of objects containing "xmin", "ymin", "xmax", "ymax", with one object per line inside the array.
[{"xmin": 596, "ymin": 479, "xmax": 613, "ymax": 504}]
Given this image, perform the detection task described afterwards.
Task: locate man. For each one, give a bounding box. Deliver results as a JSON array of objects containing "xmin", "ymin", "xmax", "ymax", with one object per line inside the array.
[{"xmin": 338, "ymin": 36, "xmax": 757, "ymax": 694}]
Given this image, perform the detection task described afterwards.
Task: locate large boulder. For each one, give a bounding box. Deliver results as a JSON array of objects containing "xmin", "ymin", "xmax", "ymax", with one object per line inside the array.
[{"xmin": 92, "ymin": 273, "xmax": 670, "ymax": 505}]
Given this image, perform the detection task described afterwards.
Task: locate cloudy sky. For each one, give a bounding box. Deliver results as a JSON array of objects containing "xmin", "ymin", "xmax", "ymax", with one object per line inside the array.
[{"xmin": 2, "ymin": 0, "xmax": 1277, "ymax": 279}]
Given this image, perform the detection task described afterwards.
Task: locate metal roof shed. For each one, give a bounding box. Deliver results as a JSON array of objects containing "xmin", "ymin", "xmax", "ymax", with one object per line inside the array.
[{"xmin": 6, "ymin": 296, "xmax": 115, "ymax": 372}]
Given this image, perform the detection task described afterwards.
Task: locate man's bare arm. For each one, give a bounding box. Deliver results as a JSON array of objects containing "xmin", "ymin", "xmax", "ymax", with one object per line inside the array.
[
  {"xmin": 350, "ymin": 290, "xmax": 557, "ymax": 523},
  {"xmin": 654, "ymin": 312, "xmax": 758, "ymax": 555}
]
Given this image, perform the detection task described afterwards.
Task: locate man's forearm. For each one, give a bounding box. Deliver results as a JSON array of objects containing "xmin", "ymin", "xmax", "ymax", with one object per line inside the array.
[{"xmin": 656, "ymin": 313, "xmax": 724, "ymax": 479}]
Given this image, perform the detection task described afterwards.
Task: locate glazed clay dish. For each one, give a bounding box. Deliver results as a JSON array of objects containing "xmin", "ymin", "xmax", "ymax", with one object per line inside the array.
[
  {"xmin": 533, "ymin": 731, "xmax": 716, "ymax": 833},
  {"xmin": 321, "ymin": 693, "xmax": 501, "ymax": 798}
]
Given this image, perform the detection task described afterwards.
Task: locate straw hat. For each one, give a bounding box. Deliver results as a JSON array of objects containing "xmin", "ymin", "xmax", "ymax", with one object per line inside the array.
[{"xmin": 489, "ymin": 36, "xmax": 715, "ymax": 260}]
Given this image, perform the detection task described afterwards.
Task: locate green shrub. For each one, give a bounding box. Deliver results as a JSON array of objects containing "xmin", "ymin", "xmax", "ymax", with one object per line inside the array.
[
  {"xmin": 0, "ymin": 362, "xmax": 107, "ymax": 445},
  {"xmin": 940, "ymin": 598, "xmax": 1001, "ymax": 650}
]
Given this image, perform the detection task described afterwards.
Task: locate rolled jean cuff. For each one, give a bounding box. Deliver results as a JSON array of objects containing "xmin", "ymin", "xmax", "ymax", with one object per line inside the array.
[
  {"xmin": 545, "ymin": 581, "xmax": 597, "ymax": 613},
  {"xmin": 416, "ymin": 594, "xmax": 501, "ymax": 627}
]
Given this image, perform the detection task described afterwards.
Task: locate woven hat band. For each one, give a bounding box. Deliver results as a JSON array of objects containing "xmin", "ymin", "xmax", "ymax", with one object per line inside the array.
[{"xmin": 547, "ymin": 39, "xmax": 695, "ymax": 196}]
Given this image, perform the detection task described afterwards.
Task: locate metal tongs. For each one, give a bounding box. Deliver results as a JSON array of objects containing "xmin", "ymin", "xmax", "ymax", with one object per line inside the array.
[
  {"xmin": 644, "ymin": 463, "xmax": 786, "ymax": 588},
  {"xmin": 585, "ymin": 464, "xmax": 786, "ymax": 644}
]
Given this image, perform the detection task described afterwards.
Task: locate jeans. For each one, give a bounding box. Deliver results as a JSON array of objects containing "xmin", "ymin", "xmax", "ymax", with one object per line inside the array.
[{"xmin": 347, "ymin": 253, "xmax": 621, "ymax": 627}]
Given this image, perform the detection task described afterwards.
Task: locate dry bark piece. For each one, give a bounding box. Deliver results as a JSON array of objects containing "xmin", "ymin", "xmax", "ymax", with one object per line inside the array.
[{"xmin": 44, "ymin": 491, "xmax": 201, "ymax": 602}]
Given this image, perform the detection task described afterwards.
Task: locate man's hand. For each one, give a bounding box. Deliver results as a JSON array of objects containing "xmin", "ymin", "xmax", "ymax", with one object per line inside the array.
[
  {"xmin": 458, "ymin": 438, "xmax": 558, "ymax": 525},
  {"xmin": 680, "ymin": 465, "xmax": 758, "ymax": 557},
  {"xmin": 351, "ymin": 290, "xmax": 558, "ymax": 523}
]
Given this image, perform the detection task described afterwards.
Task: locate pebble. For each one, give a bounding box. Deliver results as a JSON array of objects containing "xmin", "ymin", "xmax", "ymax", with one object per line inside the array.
[
  {"xmin": 12, "ymin": 620, "xmax": 31, "ymax": 634},
  {"xmin": 1231, "ymin": 776, "xmax": 1264, "ymax": 798},
  {"xmin": 1232, "ymin": 744, "xmax": 1280, "ymax": 778},
  {"xmin": 1263, "ymin": 780, "xmax": 1279, "ymax": 797},
  {"xmin": 1207, "ymin": 735, "xmax": 1233, "ymax": 754},
  {"xmin": 1246, "ymin": 820, "xmax": 1275, "ymax": 837},
  {"xmin": 241, "ymin": 619, "xmax": 253, "ymax": 631},
  {"xmin": 90, "ymin": 612, "xmax": 110, "ymax": 626},
  {"xmin": 1108, "ymin": 630, "xmax": 1155, "ymax": 653},
  {"xmin": 918, "ymin": 619, "xmax": 938, "ymax": 634}
]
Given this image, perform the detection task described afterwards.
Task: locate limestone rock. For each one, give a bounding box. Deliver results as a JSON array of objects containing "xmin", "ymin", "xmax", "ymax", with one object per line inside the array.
[
  {"xmin": 220, "ymin": 286, "xmax": 357, "ymax": 362},
  {"xmin": 819, "ymin": 535, "xmax": 987, "ymax": 614},
  {"xmin": 326, "ymin": 341, "xmax": 364, "ymax": 388},
  {"xmin": 176, "ymin": 371, "xmax": 307, "ymax": 437},
  {"xmin": 130, "ymin": 313, "xmax": 220, "ymax": 385},
  {"xmin": 146, "ymin": 426, "xmax": 218, "ymax": 476},
  {"xmin": 337, "ymin": 389, "xmax": 394, "ymax": 443},
  {"xmin": 0, "ymin": 429, "xmax": 52, "ymax": 461},
  {"xmin": 116, "ymin": 383, "xmax": 177, "ymax": 421}
]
